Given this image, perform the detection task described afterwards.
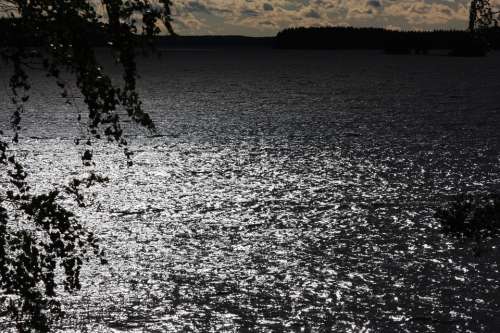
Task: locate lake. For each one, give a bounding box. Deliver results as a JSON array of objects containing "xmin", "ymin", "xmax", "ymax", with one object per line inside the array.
[{"xmin": 1, "ymin": 49, "xmax": 500, "ymax": 332}]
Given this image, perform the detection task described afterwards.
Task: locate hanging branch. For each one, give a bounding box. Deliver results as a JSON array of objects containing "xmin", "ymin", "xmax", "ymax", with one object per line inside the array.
[{"xmin": 0, "ymin": 0, "xmax": 175, "ymax": 331}]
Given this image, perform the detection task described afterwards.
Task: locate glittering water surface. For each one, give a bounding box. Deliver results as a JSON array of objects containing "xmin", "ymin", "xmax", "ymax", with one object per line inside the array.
[{"xmin": 1, "ymin": 50, "xmax": 500, "ymax": 332}]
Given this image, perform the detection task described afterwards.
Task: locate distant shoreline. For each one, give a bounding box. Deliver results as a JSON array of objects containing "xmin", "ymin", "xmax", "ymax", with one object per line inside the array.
[
  {"xmin": 274, "ymin": 27, "xmax": 500, "ymax": 53},
  {"xmin": 154, "ymin": 35, "xmax": 274, "ymax": 49},
  {"xmin": 1, "ymin": 17, "xmax": 499, "ymax": 52}
]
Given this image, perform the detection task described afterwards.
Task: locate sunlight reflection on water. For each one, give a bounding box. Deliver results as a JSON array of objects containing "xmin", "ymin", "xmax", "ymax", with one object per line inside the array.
[{"xmin": 1, "ymin": 50, "xmax": 500, "ymax": 332}]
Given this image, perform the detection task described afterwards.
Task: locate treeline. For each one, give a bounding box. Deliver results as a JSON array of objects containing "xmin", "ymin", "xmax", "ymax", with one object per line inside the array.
[
  {"xmin": 0, "ymin": 18, "xmax": 273, "ymax": 48},
  {"xmin": 3, "ymin": 17, "xmax": 500, "ymax": 52},
  {"xmin": 275, "ymin": 26, "xmax": 500, "ymax": 53}
]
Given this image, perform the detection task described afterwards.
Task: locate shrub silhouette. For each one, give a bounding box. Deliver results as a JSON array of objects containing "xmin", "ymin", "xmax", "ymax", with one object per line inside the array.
[{"xmin": 435, "ymin": 193, "xmax": 500, "ymax": 254}]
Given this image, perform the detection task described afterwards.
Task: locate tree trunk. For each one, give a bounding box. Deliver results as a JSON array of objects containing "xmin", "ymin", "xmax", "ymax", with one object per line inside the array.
[{"xmin": 469, "ymin": 0, "xmax": 478, "ymax": 32}]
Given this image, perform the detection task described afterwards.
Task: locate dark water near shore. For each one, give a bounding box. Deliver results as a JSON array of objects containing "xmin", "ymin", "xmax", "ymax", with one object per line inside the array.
[{"xmin": 1, "ymin": 50, "xmax": 500, "ymax": 332}]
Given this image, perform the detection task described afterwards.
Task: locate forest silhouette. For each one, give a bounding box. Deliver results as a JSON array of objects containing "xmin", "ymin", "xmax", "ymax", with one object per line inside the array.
[
  {"xmin": 2, "ymin": 17, "xmax": 499, "ymax": 53},
  {"xmin": 275, "ymin": 26, "xmax": 500, "ymax": 54}
]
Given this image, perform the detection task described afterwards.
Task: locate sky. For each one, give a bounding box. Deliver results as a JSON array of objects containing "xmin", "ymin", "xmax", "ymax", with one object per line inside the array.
[{"xmin": 168, "ymin": 0, "xmax": 497, "ymax": 36}]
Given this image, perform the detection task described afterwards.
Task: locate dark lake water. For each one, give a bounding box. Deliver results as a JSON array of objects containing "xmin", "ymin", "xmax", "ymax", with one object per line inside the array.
[{"xmin": 1, "ymin": 49, "xmax": 500, "ymax": 332}]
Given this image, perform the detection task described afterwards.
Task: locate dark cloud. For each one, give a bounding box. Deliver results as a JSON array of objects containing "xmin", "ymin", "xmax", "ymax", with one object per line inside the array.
[
  {"xmin": 241, "ymin": 9, "xmax": 259, "ymax": 17},
  {"xmin": 282, "ymin": 0, "xmax": 310, "ymax": 11},
  {"xmin": 305, "ymin": 9, "xmax": 321, "ymax": 19},
  {"xmin": 367, "ymin": 0, "xmax": 382, "ymax": 8},
  {"xmin": 185, "ymin": 1, "xmax": 211, "ymax": 14},
  {"xmin": 263, "ymin": 3, "xmax": 274, "ymax": 11}
]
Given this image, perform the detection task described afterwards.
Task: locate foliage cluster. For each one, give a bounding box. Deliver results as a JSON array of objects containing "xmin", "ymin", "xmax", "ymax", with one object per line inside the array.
[{"xmin": 469, "ymin": 0, "xmax": 499, "ymax": 32}]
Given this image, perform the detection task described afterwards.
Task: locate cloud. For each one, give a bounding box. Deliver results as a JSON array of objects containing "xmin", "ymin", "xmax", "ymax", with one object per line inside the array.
[
  {"xmin": 263, "ymin": 3, "xmax": 274, "ymax": 11},
  {"xmin": 185, "ymin": 1, "xmax": 211, "ymax": 13},
  {"xmin": 241, "ymin": 9, "xmax": 260, "ymax": 17},
  {"xmin": 168, "ymin": 0, "xmax": 497, "ymax": 36},
  {"xmin": 305, "ymin": 9, "xmax": 321, "ymax": 18},
  {"xmin": 367, "ymin": 0, "xmax": 382, "ymax": 9}
]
